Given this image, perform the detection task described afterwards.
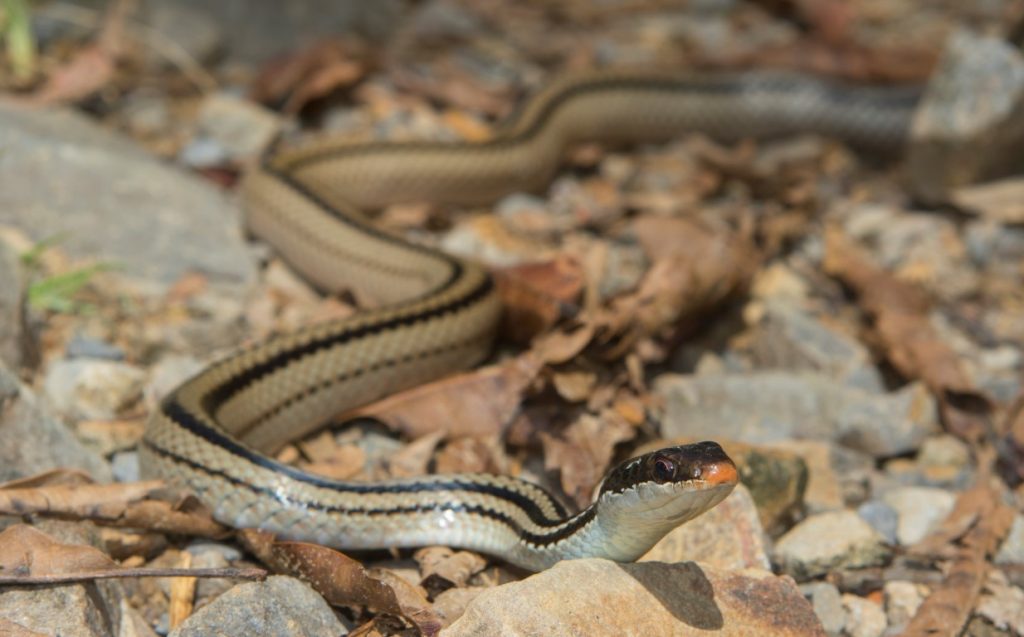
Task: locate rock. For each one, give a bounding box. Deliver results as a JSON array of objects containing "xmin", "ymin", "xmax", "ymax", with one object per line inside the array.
[
  {"xmin": 856, "ymin": 500, "xmax": 899, "ymax": 546},
  {"xmin": 0, "ymin": 239, "xmax": 30, "ymax": 370},
  {"xmin": 726, "ymin": 443, "xmax": 807, "ymax": 535},
  {"xmin": 655, "ymin": 372, "xmax": 937, "ymax": 457},
  {"xmin": 880, "ymin": 486, "xmax": 955, "ymax": 545},
  {"xmin": 0, "ymin": 360, "xmax": 110, "ymax": 481},
  {"xmin": 111, "ymin": 451, "xmax": 140, "ymax": 483},
  {"xmin": 801, "ymin": 582, "xmax": 845, "ymax": 637},
  {"xmin": 44, "ymin": 359, "xmax": 147, "ymax": 421},
  {"xmin": 884, "ymin": 580, "xmax": 925, "ymax": 631},
  {"xmin": 640, "ymin": 484, "xmax": 771, "ymax": 571},
  {"xmin": 995, "ymin": 514, "xmax": 1024, "ymax": 566},
  {"xmin": 841, "ymin": 594, "xmax": 887, "ymax": 637},
  {"xmin": 441, "ymin": 559, "xmax": 826, "ymax": 636},
  {"xmin": 746, "ymin": 302, "xmax": 884, "ymax": 392},
  {"xmin": 169, "ymin": 576, "xmax": 347, "ymax": 637},
  {"xmin": 191, "ymin": 93, "xmax": 282, "ymax": 163},
  {"xmin": 917, "ymin": 434, "xmax": 971, "ymax": 471},
  {"xmin": 909, "ymin": 29, "xmax": 1024, "ymax": 202},
  {"xmin": 779, "ymin": 440, "xmax": 874, "ymax": 514},
  {"xmin": 773, "ymin": 511, "xmax": 890, "ymax": 581},
  {"xmin": 0, "ymin": 103, "xmax": 256, "ymax": 297}
]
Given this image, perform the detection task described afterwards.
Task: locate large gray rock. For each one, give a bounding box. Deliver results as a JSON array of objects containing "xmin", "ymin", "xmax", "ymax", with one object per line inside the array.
[
  {"xmin": 0, "ymin": 103, "xmax": 256, "ymax": 297},
  {"xmin": 909, "ymin": 29, "xmax": 1024, "ymax": 202},
  {"xmin": 0, "ymin": 359, "xmax": 110, "ymax": 481},
  {"xmin": 773, "ymin": 511, "xmax": 891, "ymax": 581},
  {"xmin": 169, "ymin": 576, "xmax": 347, "ymax": 637},
  {"xmin": 655, "ymin": 372, "xmax": 937, "ymax": 457}
]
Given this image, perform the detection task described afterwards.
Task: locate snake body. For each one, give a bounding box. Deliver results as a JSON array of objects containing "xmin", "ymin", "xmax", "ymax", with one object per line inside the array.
[{"xmin": 141, "ymin": 71, "xmax": 918, "ymax": 571}]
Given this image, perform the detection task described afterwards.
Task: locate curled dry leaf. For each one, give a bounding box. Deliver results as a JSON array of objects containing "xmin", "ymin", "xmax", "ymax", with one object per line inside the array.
[
  {"xmin": 434, "ymin": 435, "xmax": 509, "ymax": 475},
  {"xmin": 342, "ymin": 353, "xmax": 543, "ymax": 440},
  {"xmin": 250, "ymin": 38, "xmax": 369, "ymax": 113},
  {"xmin": 902, "ymin": 449, "xmax": 1014, "ymax": 635},
  {"xmin": 493, "ymin": 255, "xmax": 585, "ymax": 342},
  {"xmin": 551, "ymin": 369, "xmax": 598, "ymax": 403},
  {"xmin": 541, "ymin": 410, "xmax": 637, "ymax": 507},
  {"xmin": 0, "ymin": 480, "xmax": 229, "ymax": 539},
  {"xmin": 413, "ymin": 546, "xmax": 487, "ymax": 592},
  {"xmin": 823, "ymin": 226, "xmax": 992, "ymax": 442},
  {"xmin": 0, "ymin": 524, "xmax": 264, "ymax": 585},
  {"xmin": 240, "ymin": 530, "xmax": 443, "ymax": 636}
]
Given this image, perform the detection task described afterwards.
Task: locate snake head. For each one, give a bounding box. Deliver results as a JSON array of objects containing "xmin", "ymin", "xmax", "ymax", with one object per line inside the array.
[{"xmin": 599, "ymin": 441, "xmax": 738, "ymax": 496}]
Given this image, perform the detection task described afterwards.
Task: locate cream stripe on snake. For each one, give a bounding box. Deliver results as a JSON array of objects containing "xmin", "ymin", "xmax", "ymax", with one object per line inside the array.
[{"xmin": 140, "ymin": 70, "xmax": 917, "ymax": 570}]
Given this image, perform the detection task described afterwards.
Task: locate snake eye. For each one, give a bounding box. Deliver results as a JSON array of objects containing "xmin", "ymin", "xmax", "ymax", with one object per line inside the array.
[{"xmin": 652, "ymin": 457, "xmax": 676, "ymax": 483}]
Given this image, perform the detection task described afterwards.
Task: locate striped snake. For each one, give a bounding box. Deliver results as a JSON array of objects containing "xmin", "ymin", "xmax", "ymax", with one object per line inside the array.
[{"xmin": 141, "ymin": 70, "xmax": 917, "ymax": 571}]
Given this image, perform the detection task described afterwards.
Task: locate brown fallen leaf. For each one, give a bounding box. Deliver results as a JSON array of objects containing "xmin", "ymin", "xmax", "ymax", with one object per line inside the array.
[
  {"xmin": 17, "ymin": 0, "xmax": 131, "ymax": 106},
  {"xmin": 386, "ymin": 431, "xmax": 445, "ymax": 479},
  {"xmin": 551, "ymin": 368, "xmax": 597, "ymax": 403},
  {"xmin": 414, "ymin": 546, "xmax": 487, "ymax": 595},
  {"xmin": 342, "ymin": 353, "xmax": 543, "ymax": 440},
  {"xmin": 0, "ymin": 468, "xmax": 94, "ymax": 490},
  {"xmin": 902, "ymin": 454, "xmax": 1015, "ymax": 637},
  {"xmin": 0, "ymin": 524, "xmax": 264, "ymax": 585},
  {"xmin": 240, "ymin": 529, "xmax": 443, "ymax": 636},
  {"xmin": 493, "ymin": 255, "xmax": 585, "ymax": 343},
  {"xmin": 541, "ymin": 410, "xmax": 636, "ymax": 507},
  {"xmin": 434, "ymin": 435, "xmax": 509, "ymax": 475},
  {"xmin": 531, "ymin": 322, "xmax": 596, "ymax": 365},
  {"xmin": 0, "ymin": 480, "xmax": 228, "ymax": 539},
  {"xmin": 823, "ymin": 226, "xmax": 993, "ymax": 442},
  {"xmin": 250, "ymin": 38, "xmax": 370, "ymax": 113}
]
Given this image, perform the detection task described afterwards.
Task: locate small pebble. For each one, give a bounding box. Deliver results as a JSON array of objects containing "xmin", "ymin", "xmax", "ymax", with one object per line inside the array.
[
  {"xmin": 884, "ymin": 580, "xmax": 925, "ymax": 629},
  {"xmin": 881, "ymin": 486, "xmax": 956, "ymax": 545},
  {"xmin": 842, "ymin": 594, "xmax": 887, "ymax": 637},
  {"xmin": 801, "ymin": 582, "xmax": 845, "ymax": 636},
  {"xmin": 773, "ymin": 510, "xmax": 890, "ymax": 580}
]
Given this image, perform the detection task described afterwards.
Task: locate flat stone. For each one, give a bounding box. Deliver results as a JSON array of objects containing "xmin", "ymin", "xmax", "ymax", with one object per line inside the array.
[
  {"xmin": 841, "ymin": 594, "xmax": 887, "ymax": 637},
  {"xmin": 441, "ymin": 559, "xmax": 826, "ymax": 636},
  {"xmin": 44, "ymin": 359, "xmax": 147, "ymax": 421},
  {"xmin": 655, "ymin": 372, "xmax": 937, "ymax": 457},
  {"xmin": 884, "ymin": 580, "xmax": 925, "ymax": 631},
  {"xmin": 169, "ymin": 576, "xmax": 347, "ymax": 637},
  {"xmin": 0, "ymin": 103, "xmax": 256, "ymax": 296},
  {"xmin": 880, "ymin": 486, "xmax": 955, "ymax": 546},
  {"xmin": 773, "ymin": 511, "xmax": 890, "ymax": 581},
  {"xmin": 801, "ymin": 582, "xmax": 845, "ymax": 637},
  {"xmin": 0, "ymin": 360, "xmax": 110, "ymax": 481},
  {"xmin": 857, "ymin": 500, "xmax": 899, "ymax": 545},
  {"xmin": 777, "ymin": 440, "xmax": 874, "ymax": 514},
  {"xmin": 746, "ymin": 302, "xmax": 884, "ymax": 392},
  {"xmin": 909, "ymin": 29, "xmax": 1024, "ymax": 202},
  {"xmin": 641, "ymin": 484, "xmax": 771, "ymax": 571}
]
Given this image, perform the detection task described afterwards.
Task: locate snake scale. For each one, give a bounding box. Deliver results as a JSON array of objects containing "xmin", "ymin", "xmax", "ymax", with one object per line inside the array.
[{"xmin": 140, "ymin": 70, "xmax": 919, "ymax": 570}]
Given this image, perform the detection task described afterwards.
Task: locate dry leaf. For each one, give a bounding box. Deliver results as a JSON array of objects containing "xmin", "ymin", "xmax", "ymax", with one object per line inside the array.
[
  {"xmin": 0, "ymin": 525, "xmax": 262, "ymax": 584},
  {"xmin": 387, "ymin": 431, "xmax": 445, "ymax": 479},
  {"xmin": 434, "ymin": 435, "xmax": 509, "ymax": 475},
  {"xmin": 168, "ymin": 551, "xmax": 196, "ymax": 629},
  {"xmin": 240, "ymin": 530, "xmax": 443, "ymax": 636},
  {"xmin": 531, "ymin": 322, "xmax": 596, "ymax": 365},
  {"xmin": 343, "ymin": 354, "xmax": 543, "ymax": 440},
  {"xmin": 551, "ymin": 369, "xmax": 597, "ymax": 403},
  {"xmin": 541, "ymin": 410, "xmax": 636, "ymax": 506},
  {"xmin": 0, "ymin": 481, "xmax": 228, "ymax": 539},
  {"xmin": 823, "ymin": 227, "xmax": 992, "ymax": 442},
  {"xmin": 414, "ymin": 546, "xmax": 487, "ymax": 592},
  {"xmin": 250, "ymin": 38, "xmax": 369, "ymax": 113},
  {"xmin": 494, "ymin": 255, "xmax": 585, "ymax": 342}
]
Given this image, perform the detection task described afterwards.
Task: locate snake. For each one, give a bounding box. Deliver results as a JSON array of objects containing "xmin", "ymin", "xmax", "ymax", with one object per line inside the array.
[{"xmin": 140, "ymin": 70, "xmax": 919, "ymax": 571}]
